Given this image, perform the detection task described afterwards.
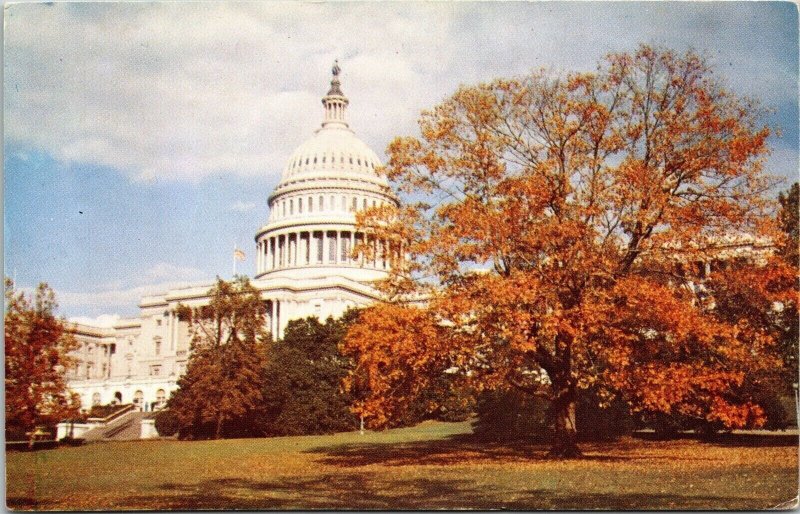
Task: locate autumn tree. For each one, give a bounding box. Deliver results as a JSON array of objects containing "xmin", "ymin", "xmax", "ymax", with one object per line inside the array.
[
  {"xmin": 5, "ymin": 278, "xmax": 80, "ymax": 440},
  {"xmin": 343, "ymin": 45, "xmax": 787, "ymax": 456},
  {"xmin": 168, "ymin": 276, "xmax": 268, "ymax": 439}
]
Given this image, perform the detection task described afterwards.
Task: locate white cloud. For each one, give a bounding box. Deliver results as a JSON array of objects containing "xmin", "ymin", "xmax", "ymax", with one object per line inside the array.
[
  {"xmin": 68, "ymin": 314, "xmax": 120, "ymax": 328},
  {"xmin": 54, "ymin": 262, "xmax": 209, "ymax": 317},
  {"xmin": 4, "ymin": 2, "xmax": 796, "ymax": 184}
]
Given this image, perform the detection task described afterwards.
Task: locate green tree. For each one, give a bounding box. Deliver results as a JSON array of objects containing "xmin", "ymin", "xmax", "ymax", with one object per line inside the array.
[
  {"xmin": 261, "ymin": 312, "xmax": 359, "ymax": 436},
  {"xmin": 776, "ymin": 182, "xmax": 799, "ymax": 389},
  {"xmin": 5, "ymin": 278, "xmax": 80, "ymax": 440},
  {"xmin": 778, "ymin": 182, "xmax": 799, "ymax": 269},
  {"xmin": 168, "ymin": 276, "xmax": 268, "ymax": 439}
]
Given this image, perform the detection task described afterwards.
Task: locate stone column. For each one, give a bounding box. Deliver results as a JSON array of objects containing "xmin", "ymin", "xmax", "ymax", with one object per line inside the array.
[
  {"xmin": 167, "ymin": 311, "xmax": 174, "ymax": 351},
  {"xmin": 172, "ymin": 310, "xmax": 179, "ymax": 351},
  {"xmin": 271, "ymin": 300, "xmax": 278, "ymax": 341},
  {"xmin": 270, "ymin": 237, "xmax": 275, "ymax": 269}
]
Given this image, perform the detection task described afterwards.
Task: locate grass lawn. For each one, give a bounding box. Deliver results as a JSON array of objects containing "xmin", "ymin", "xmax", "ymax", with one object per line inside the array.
[{"xmin": 6, "ymin": 420, "xmax": 798, "ymax": 510}]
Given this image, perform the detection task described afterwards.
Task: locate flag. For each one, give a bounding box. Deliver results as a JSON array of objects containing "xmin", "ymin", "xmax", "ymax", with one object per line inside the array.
[{"xmin": 234, "ymin": 247, "xmax": 246, "ymax": 261}]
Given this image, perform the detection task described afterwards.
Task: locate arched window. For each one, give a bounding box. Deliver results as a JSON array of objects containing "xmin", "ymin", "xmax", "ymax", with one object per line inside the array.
[
  {"xmin": 156, "ymin": 389, "xmax": 166, "ymax": 409},
  {"xmin": 114, "ymin": 391, "xmax": 123, "ymax": 403}
]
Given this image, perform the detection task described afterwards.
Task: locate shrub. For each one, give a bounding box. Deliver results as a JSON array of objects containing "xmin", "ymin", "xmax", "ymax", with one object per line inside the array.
[
  {"xmin": 473, "ymin": 389, "xmax": 550, "ymax": 442},
  {"xmin": 154, "ymin": 409, "xmax": 180, "ymax": 437},
  {"xmin": 474, "ymin": 388, "xmax": 635, "ymax": 442}
]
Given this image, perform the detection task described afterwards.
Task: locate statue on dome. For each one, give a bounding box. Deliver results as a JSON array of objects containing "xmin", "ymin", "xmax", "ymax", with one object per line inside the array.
[{"xmin": 332, "ymin": 59, "xmax": 340, "ymax": 77}]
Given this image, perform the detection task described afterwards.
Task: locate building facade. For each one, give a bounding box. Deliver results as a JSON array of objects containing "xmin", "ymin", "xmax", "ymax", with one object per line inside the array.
[{"xmin": 66, "ymin": 63, "xmax": 399, "ymax": 411}]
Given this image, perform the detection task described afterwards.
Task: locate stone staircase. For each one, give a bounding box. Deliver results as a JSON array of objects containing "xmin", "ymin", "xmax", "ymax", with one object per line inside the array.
[{"xmin": 82, "ymin": 411, "xmax": 146, "ymax": 441}]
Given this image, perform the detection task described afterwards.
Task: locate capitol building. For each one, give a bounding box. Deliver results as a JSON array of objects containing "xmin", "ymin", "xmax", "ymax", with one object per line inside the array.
[{"xmin": 66, "ymin": 63, "xmax": 399, "ymax": 412}]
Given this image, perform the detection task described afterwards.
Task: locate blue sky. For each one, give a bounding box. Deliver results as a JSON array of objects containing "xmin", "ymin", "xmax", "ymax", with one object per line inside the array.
[{"xmin": 4, "ymin": 1, "xmax": 798, "ymax": 321}]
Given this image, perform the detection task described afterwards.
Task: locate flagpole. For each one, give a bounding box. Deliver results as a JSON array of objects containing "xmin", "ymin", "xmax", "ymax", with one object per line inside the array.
[{"xmin": 233, "ymin": 243, "xmax": 237, "ymax": 277}]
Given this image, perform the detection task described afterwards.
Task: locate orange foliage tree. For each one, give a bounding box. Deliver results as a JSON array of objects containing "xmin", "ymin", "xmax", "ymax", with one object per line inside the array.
[
  {"xmin": 170, "ymin": 277, "xmax": 268, "ymax": 439},
  {"xmin": 5, "ymin": 278, "xmax": 81, "ymax": 439},
  {"xmin": 342, "ymin": 46, "xmax": 792, "ymax": 457}
]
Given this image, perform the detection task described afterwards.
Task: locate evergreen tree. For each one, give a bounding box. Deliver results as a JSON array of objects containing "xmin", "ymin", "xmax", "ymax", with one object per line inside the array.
[
  {"xmin": 261, "ymin": 311, "xmax": 359, "ymax": 436},
  {"xmin": 168, "ymin": 276, "xmax": 268, "ymax": 439}
]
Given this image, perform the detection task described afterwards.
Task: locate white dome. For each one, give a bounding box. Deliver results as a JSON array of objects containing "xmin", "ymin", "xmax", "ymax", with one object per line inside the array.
[
  {"xmin": 255, "ymin": 61, "xmax": 399, "ymax": 282},
  {"xmin": 280, "ymin": 125, "xmax": 386, "ymax": 185}
]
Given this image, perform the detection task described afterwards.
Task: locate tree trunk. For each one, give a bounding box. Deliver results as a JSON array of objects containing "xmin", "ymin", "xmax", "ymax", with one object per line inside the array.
[
  {"xmin": 549, "ymin": 396, "xmax": 582, "ymax": 458},
  {"xmin": 215, "ymin": 415, "xmax": 223, "ymax": 440}
]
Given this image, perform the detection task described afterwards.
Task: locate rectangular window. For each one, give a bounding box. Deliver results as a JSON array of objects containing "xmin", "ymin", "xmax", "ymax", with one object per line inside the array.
[
  {"xmin": 341, "ymin": 234, "xmax": 351, "ymax": 262},
  {"xmin": 289, "ymin": 199, "xmax": 294, "ymax": 215},
  {"xmin": 328, "ymin": 232, "xmax": 337, "ymax": 262},
  {"xmin": 355, "ymin": 233, "xmax": 364, "ymax": 265},
  {"xmin": 150, "ymin": 365, "xmax": 161, "ymax": 377},
  {"xmin": 155, "ymin": 340, "xmax": 161, "ymax": 356},
  {"xmin": 351, "ymin": 197, "xmax": 357, "ymax": 212},
  {"xmin": 319, "ymin": 196, "xmax": 324, "ymax": 211},
  {"xmin": 298, "ymin": 198, "xmax": 303, "ymax": 213},
  {"xmin": 316, "ymin": 233, "xmax": 324, "ymax": 263},
  {"xmin": 308, "ymin": 196, "xmax": 313, "ymax": 213},
  {"xmin": 305, "ymin": 234, "xmax": 311, "ymax": 263},
  {"xmin": 342, "ymin": 196, "xmax": 347, "ymax": 211}
]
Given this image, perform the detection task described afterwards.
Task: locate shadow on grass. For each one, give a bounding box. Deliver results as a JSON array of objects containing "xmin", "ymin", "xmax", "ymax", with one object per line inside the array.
[
  {"xmin": 632, "ymin": 431, "xmax": 799, "ymax": 447},
  {"xmin": 56, "ymin": 474, "xmax": 753, "ymax": 510},
  {"xmin": 305, "ymin": 433, "xmax": 627, "ymax": 468}
]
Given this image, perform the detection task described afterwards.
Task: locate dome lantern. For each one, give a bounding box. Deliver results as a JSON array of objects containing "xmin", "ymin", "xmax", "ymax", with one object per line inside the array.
[{"xmin": 321, "ymin": 59, "xmax": 349, "ymax": 129}]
